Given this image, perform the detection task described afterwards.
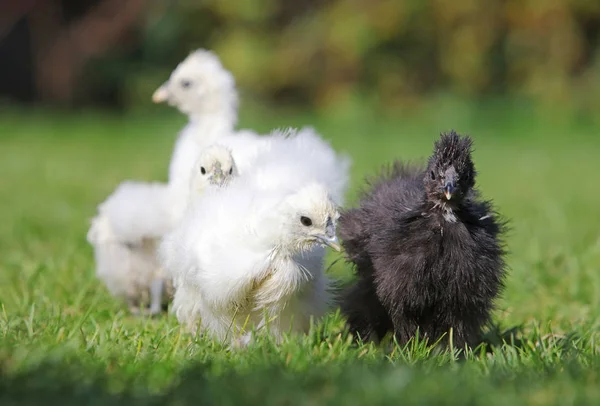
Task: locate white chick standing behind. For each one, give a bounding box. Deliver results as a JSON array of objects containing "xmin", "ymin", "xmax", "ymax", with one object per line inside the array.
[
  {"xmin": 152, "ymin": 49, "xmax": 265, "ymax": 200},
  {"xmin": 152, "ymin": 50, "xmax": 351, "ymax": 207},
  {"xmin": 169, "ymin": 173, "xmax": 340, "ymax": 345},
  {"xmin": 88, "ymin": 145, "xmax": 238, "ymax": 315},
  {"xmin": 87, "ymin": 181, "xmax": 173, "ymax": 316}
]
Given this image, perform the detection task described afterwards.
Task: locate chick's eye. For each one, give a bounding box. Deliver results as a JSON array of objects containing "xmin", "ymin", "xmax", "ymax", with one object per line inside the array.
[
  {"xmin": 229, "ymin": 168, "xmax": 233, "ymax": 175},
  {"xmin": 430, "ymin": 170, "xmax": 436, "ymax": 180},
  {"xmin": 181, "ymin": 80, "xmax": 192, "ymax": 89},
  {"xmin": 300, "ymin": 216, "xmax": 313, "ymax": 227},
  {"xmin": 200, "ymin": 167, "xmax": 206, "ymax": 175}
]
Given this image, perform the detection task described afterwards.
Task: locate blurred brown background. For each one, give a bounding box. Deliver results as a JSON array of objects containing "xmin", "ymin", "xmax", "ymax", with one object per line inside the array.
[{"xmin": 1, "ymin": 0, "xmax": 600, "ymax": 114}]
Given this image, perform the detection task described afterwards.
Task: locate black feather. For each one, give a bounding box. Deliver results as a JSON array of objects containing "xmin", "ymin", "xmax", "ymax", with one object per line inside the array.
[{"xmin": 340, "ymin": 131, "xmax": 507, "ymax": 349}]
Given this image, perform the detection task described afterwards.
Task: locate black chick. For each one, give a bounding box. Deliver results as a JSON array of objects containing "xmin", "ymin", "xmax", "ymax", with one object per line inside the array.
[{"xmin": 340, "ymin": 131, "xmax": 506, "ymax": 349}]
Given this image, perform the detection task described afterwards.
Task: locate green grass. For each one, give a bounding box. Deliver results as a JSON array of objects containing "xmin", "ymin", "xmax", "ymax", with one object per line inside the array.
[{"xmin": 1, "ymin": 101, "xmax": 600, "ymax": 404}]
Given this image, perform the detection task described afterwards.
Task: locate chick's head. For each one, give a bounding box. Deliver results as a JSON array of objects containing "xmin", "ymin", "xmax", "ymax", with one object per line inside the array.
[
  {"xmin": 277, "ymin": 183, "xmax": 340, "ymax": 254},
  {"xmin": 425, "ymin": 131, "xmax": 476, "ymax": 204},
  {"xmin": 152, "ymin": 49, "xmax": 238, "ymax": 117},
  {"xmin": 190, "ymin": 145, "xmax": 238, "ymax": 195}
]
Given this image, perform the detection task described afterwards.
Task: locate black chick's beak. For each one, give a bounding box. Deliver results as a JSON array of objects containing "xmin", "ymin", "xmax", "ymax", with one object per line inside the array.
[
  {"xmin": 317, "ymin": 235, "xmax": 341, "ymax": 252},
  {"xmin": 443, "ymin": 182, "xmax": 456, "ymax": 201}
]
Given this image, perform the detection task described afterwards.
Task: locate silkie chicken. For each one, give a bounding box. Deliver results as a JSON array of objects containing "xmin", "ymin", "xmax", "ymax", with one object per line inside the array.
[
  {"xmin": 339, "ymin": 131, "xmax": 507, "ymax": 349},
  {"xmin": 152, "ymin": 49, "xmax": 350, "ymax": 208},
  {"xmin": 163, "ymin": 128, "xmax": 347, "ymax": 346},
  {"xmin": 152, "ymin": 49, "xmax": 264, "ymax": 202},
  {"xmin": 87, "ymin": 145, "xmax": 238, "ymax": 315}
]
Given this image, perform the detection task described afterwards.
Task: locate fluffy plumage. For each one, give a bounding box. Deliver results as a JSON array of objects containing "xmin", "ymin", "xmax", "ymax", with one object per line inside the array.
[
  {"xmin": 160, "ymin": 145, "xmax": 239, "ymax": 285},
  {"xmin": 88, "ymin": 145, "xmax": 238, "ymax": 315},
  {"xmin": 153, "ymin": 49, "xmax": 262, "ymax": 194},
  {"xmin": 340, "ymin": 131, "xmax": 506, "ymax": 349},
  {"xmin": 87, "ymin": 181, "xmax": 174, "ymax": 315},
  {"xmin": 171, "ymin": 144, "xmax": 239, "ymax": 222},
  {"xmin": 153, "ymin": 49, "xmax": 350, "ymax": 206},
  {"xmin": 244, "ymin": 127, "xmax": 350, "ymax": 205},
  {"xmin": 164, "ymin": 136, "xmax": 343, "ymax": 344}
]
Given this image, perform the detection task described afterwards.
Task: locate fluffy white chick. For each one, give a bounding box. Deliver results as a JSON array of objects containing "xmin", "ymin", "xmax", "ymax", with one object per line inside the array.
[
  {"xmin": 154, "ymin": 50, "xmax": 351, "ymax": 207},
  {"xmin": 161, "ymin": 144, "xmax": 238, "ymax": 275},
  {"xmin": 88, "ymin": 145, "xmax": 238, "ymax": 316},
  {"xmin": 87, "ymin": 181, "xmax": 174, "ymax": 316},
  {"xmin": 172, "ymin": 144, "xmax": 239, "ymax": 222},
  {"xmin": 170, "ymin": 180, "xmax": 340, "ymax": 345},
  {"xmin": 153, "ymin": 49, "xmax": 264, "ymax": 195}
]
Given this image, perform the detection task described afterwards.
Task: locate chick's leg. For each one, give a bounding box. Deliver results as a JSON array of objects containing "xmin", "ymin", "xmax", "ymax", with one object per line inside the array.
[
  {"xmin": 147, "ymin": 278, "xmax": 165, "ymax": 316},
  {"xmin": 231, "ymin": 332, "xmax": 253, "ymax": 349}
]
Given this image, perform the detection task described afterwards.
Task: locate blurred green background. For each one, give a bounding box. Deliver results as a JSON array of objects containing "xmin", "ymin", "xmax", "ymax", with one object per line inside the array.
[
  {"xmin": 2, "ymin": 2, "xmax": 600, "ymax": 404},
  {"xmin": 2, "ymin": 0, "xmax": 600, "ymax": 119}
]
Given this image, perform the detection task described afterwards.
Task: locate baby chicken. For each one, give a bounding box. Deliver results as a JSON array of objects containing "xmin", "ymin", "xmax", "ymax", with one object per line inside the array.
[
  {"xmin": 160, "ymin": 144, "xmax": 239, "ymax": 299},
  {"xmin": 340, "ymin": 131, "xmax": 506, "ymax": 349},
  {"xmin": 171, "ymin": 144, "xmax": 239, "ymax": 222},
  {"xmin": 169, "ymin": 180, "xmax": 340, "ymax": 346},
  {"xmin": 153, "ymin": 50, "xmax": 350, "ymax": 206},
  {"xmin": 152, "ymin": 49, "xmax": 263, "ymax": 194},
  {"xmin": 87, "ymin": 182, "xmax": 173, "ymax": 316},
  {"xmin": 88, "ymin": 145, "xmax": 237, "ymax": 315}
]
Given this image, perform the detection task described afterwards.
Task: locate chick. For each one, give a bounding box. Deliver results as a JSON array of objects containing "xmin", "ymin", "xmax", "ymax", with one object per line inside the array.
[
  {"xmin": 168, "ymin": 180, "xmax": 340, "ymax": 345},
  {"xmin": 160, "ymin": 144, "xmax": 239, "ymax": 309},
  {"xmin": 88, "ymin": 145, "xmax": 237, "ymax": 316},
  {"xmin": 340, "ymin": 131, "xmax": 506, "ymax": 349},
  {"xmin": 87, "ymin": 182, "xmax": 173, "ymax": 316},
  {"xmin": 152, "ymin": 49, "xmax": 264, "ymax": 196},
  {"xmin": 173, "ymin": 144, "xmax": 239, "ymax": 221},
  {"xmin": 153, "ymin": 50, "xmax": 350, "ymax": 206}
]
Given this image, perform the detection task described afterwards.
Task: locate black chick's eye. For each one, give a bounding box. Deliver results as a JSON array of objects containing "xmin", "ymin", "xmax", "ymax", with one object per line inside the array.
[
  {"xmin": 300, "ymin": 216, "xmax": 313, "ymax": 227},
  {"xmin": 430, "ymin": 170, "xmax": 436, "ymax": 180},
  {"xmin": 229, "ymin": 168, "xmax": 233, "ymax": 175},
  {"xmin": 181, "ymin": 80, "xmax": 192, "ymax": 89},
  {"xmin": 200, "ymin": 167, "xmax": 206, "ymax": 175}
]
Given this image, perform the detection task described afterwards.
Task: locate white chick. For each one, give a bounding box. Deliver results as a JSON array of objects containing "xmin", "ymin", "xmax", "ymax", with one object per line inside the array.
[
  {"xmin": 152, "ymin": 49, "xmax": 264, "ymax": 196},
  {"xmin": 169, "ymin": 180, "xmax": 340, "ymax": 346},
  {"xmin": 87, "ymin": 181, "xmax": 173, "ymax": 316},
  {"xmin": 152, "ymin": 50, "xmax": 351, "ymax": 202},
  {"xmin": 159, "ymin": 145, "xmax": 239, "ymax": 329},
  {"xmin": 172, "ymin": 144, "xmax": 239, "ymax": 222},
  {"xmin": 88, "ymin": 145, "xmax": 238, "ymax": 316}
]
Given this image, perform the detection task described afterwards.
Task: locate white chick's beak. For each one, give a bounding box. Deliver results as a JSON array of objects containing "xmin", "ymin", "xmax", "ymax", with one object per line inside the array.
[
  {"xmin": 317, "ymin": 235, "xmax": 341, "ymax": 252},
  {"xmin": 208, "ymin": 167, "xmax": 226, "ymax": 186},
  {"xmin": 152, "ymin": 83, "xmax": 169, "ymax": 103}
]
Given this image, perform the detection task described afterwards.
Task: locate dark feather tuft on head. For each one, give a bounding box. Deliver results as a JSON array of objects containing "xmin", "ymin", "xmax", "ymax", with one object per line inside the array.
[
  {"xmin": 430, "ymin": 131, "xmax": 472, "ymax": 172},
  {"xmin": 424, "ymin": 131, "xmax": 476, "ymax": 205}
]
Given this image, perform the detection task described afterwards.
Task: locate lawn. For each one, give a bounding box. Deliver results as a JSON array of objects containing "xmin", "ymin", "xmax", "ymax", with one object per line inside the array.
[{"xmin": 0, "ymin": 101, "xmax": 599, "ymax": 405}]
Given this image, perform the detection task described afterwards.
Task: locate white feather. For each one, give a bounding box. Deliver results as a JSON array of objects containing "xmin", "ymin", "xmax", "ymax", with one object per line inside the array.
[
  {"xmin": 88, "ymin": 145, "xmax": 238, "ymax": 314},
  {"xmin": 87, "ymin": 181, "xmax": 173, "ymax": 313},
  {"xmin": 165, "ymin": 166, "xmax": 339, "ymax": 344},
  {"xmin": 159, "ymin": 49, "xmax": 350, "ymax": 210},
  {"xmin": 246, "ymin": 127, "xmax": 351, "ymax": 205},
  {"xmin": 96, "ymin": 181, "xmax": 175, "ymax": 243}
]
